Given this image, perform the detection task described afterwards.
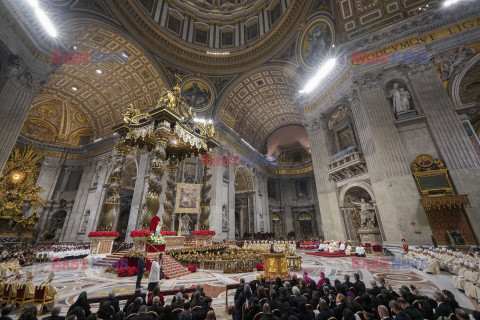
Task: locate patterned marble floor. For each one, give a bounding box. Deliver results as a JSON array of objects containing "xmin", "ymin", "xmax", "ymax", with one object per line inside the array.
[{"xmin": 16, "ymin": 252, "xmax": 480, "ymax": 319}]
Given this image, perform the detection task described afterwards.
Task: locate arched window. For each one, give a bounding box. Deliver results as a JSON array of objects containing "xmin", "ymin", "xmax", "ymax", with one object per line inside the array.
[{"xmin": 297, "ymin": 212, "xmax": 313, "ymax": 237}]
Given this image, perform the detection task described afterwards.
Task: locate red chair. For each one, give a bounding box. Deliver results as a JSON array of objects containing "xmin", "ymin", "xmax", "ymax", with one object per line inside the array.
[
  {"xmin": 15, "ymin": 285, "xmax": 34, "ymax": 315},
  {"xmin": 172, "ymin": 308, "xmax": 183, "ymax": 319},
  {"xmin": 253, "ymin": 312, "xmax": 263, "ymax": 320},
  {"xmin": 33, "ymin": 286, "xmax": 53, "ymax": 316},
  {"xmin": 1, "ymin": 285, "xmax": 12, "ymax": 305},
  {"xmin": 125, "ymin": 313, "xmax": 138, "ymax": 320},
  {"xmin": 192, "ymin": 306, "xmax": 202, "ymax": 312},
  {"xmin": 147, "ymin": 311, "xmax": 158, "ymax": 320},
  {"xmin": 272, "ymin": 309, "xmax": 282, "ymax": 317}
]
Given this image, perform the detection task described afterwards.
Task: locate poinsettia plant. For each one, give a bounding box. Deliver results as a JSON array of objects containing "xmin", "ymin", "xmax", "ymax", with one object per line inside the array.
[
  {"xmin": 130, "ymin": 230, "xmax": 151, "ymax": 237},
  {"xmin": 372, "ymin": 244, "xmax": 383, "ymax": 252},
  {"xmin": 192, "ymin": 230, "xmax": 216, "ymax": 236},
  {"xmin": 117, "ymin": 266, "xmax": 137, "ymax": 277},
  {"xmin": 188, "ymin": 264, "xmax": 197, "ymax": 272},
  {"xmin": 88, "ymin": 231, "xmax": 120, "ymax": 237},
  {"xmin": 364, "ymin": 243, "xmax": 372, "ymax": 248},
  {"xmin": 161, "ymin": 231, "xmax": 176, "ymax": 236},
  {"xmin": 124, "ymin": 250, "xmax": 144, "ymax": 258},
  {"xmin": 257, "ymin": 263, "xmax": 264, "ymax": 271}
]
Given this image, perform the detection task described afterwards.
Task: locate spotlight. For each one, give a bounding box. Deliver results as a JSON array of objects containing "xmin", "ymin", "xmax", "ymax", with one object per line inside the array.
[
  {"xmin": 71, "ymin": 86, "xmax": 78, "ymax": 91},
  {"xmin": 96, "ymin": 69, "xmax": 102, "ymax": 74},
  {"xmin": 443, "ymin": 0, "xmax": 460, "ymax": 6},
  {"xmin": 299, "ymin": 58, "xmax": 337, "ymax": 94}
]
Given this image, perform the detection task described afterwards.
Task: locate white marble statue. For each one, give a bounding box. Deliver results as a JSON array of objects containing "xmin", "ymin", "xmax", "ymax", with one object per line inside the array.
[
  {"xmin": 388, "ymin": 83, "xmax": 411, "ymax": 114},
  {"xmin": 181, "ymin": 214, "xmax": 191, "ymax": 234},
  {"xmin": 222, "ymin": 206, "xmax": 229, "ymax": 231}
]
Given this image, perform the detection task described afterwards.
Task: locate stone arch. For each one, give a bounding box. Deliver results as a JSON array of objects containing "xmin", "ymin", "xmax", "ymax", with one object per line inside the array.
[
  {"xmin": 234, "ymin": 166, "xmax": 255, "ymax": 193},
  {"xmin": 450, "ymin": 52, "xmax": 480, "ymax": 108},
  {"xmin": 339, "ymin": 181, "xmax": 375, "ymax": 207},
  {"xmin": 215, "ymin": 63, "xmax": 302, "ymax": 152}
]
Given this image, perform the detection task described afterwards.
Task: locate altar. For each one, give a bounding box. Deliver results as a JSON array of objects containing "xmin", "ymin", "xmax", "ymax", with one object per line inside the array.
[{"xmin": 260, "ymin": 252, "xmax": 289, "ymax": 280}]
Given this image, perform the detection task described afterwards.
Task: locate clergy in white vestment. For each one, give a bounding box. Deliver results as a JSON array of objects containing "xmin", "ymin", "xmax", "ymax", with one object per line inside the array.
[{"xmin": 148, "ymin": 255, "xmax": 161, "ymax": 291}]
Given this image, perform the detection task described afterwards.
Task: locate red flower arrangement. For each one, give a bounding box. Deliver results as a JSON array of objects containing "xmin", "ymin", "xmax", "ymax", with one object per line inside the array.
[
  {"xmin": 192, "ymin": 231, "xmax": 216, "ymax": 236},
  {"xmin": 88, "ymin": 231, "xmax": 120, "ymax": 237},
  {"xmin": 117, "ymin": 266, "xmax": 138, "ymax": 277},
  {"xmin": 130, "ymin": 230, "xmax": 151, "ymax": 237},
  {"xmin": 372, "ymin": 245, "xmax": 383, "ymax": 252},
  {"xmin": 256, "ymin": 263, "xmax": 264, "ymax": 271},
  {"xmin": 364, "ymin": 243, "xmax": 372, "ymax": 248},
  {"xmin": 188, "ymin": 265, "xmax": 197, "ymax": 272},
  {"xmin": 161, "ymin": 231, "xmax": 176, "ymax": 236}
]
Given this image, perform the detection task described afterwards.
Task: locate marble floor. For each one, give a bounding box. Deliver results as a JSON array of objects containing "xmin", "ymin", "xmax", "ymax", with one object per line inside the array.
[{"xmin": 15, "ymin": 252, "xmax": 480, "ymax": 319}]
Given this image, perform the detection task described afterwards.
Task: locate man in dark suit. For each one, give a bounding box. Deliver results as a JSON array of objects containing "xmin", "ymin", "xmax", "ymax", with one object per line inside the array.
[
  {"xmin": 398, "ymin": 298, "xmax": 423, "ymax": 320},
  {"xmin": 234, "ymin": 278, "xmax": 246, "ymax": 302},
  {"xmin": 136, "ymin": 253, "xmax": 146, "ymax": 289},
  {"xmin": 353, "ymin": 273, "xmax": 366, "ymax": 295},
  {"xmin": 148, "ymin": 296, "xmax": 164, "ymax": 316},
  {"xmin": 317, "ymin": 299, "xmax": 334, "ymax": 320},
  {"xmin": 433, "ymin": 292, "xmax": 453, "ymax": 319},
  {"xmin": 106, "ymin": 291, "xmax": 120, "ymax": 313},
  {"xmin": 343, "ymin": 275, "xmax": 354, "ymax": 291},
  {"xmin": 378, "ymin": 305, "xmax": 393, "ymax": 320},
  {"xmin": 389, "ymin": 301, "xmax": 412, "ymax": 320},
  {"xmin": 123, "ymin": 289, "xmax": 145, "ymax": 313},
  {"xmin": 133, "ymin": 305, "xmax": 154, "ymax": 320},
  {"xmin": 333, "ymin": 293, "xmax": 346, "ymax": 320},
  {"xmin": 369, "ymin": 280, "xmax": 381, "ymax": 297},
  {"xmin": 43, "ymin": 306, "xmax": 65, "ymax": 320}
]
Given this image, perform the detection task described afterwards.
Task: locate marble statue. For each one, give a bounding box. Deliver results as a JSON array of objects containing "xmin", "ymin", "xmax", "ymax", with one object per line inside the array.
[
  {"xmin": 435, "ymin": 46, "xmax": 475, "ymax": 81},
  {"xmin": 222, "ymin": 205, "xmax": 229, "ymax": 231},
  {"xmin": 352, "ymin": 198, "xmax": 377, "ymax": 230},
  {"xmin": 181, "ymin": 214, "xmax": 191, "ymax": 234},
  {"xmin": 388, "ymin": 83, "xmax": 411, "ymax": 114}
]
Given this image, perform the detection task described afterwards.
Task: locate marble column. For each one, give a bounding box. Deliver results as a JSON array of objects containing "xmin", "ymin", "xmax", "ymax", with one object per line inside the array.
[
  {"xmin": 349, "ymin": 73, "xmax": 430, "ymax": 244},
  {"xmin": 306, "ymin": 118, "xmax": 346, "ymax": 240},
  {"xmin": 63, "ymin": 160, "xmax": 96, "ymax": 241},
  {"xmin": 228, "ymin": 161, "xmax": 235, "ymax": 239},
  {"xmin": 403, "ymin": 64, "xmax": 480, "ymax": 239},
  {"xmin": 0, "ymin": 56, "xmax": 47, "ymax": 174},
  {"xmin": 85, "ymin": 155, "xmax": 110, "ymax": 233},
  {"xmin": 126, "ymin": 151, "xmax": 150, "ymax": 241}
]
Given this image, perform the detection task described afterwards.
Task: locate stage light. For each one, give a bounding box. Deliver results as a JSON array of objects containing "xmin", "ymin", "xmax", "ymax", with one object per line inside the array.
[
  {"xmin": 299, "ymin": 58, "xmax": 337, "ymax": 94},
  {"xmin": 96, "ymin": 69, "xmax": 102, "ymax": 74},
  {"xmin": 444, "ymin": 0, "xmax": 460, "ymax": 6},
  {"xmin": 71, "ymin": 86, "xmax": 78, "ymax": 91}
]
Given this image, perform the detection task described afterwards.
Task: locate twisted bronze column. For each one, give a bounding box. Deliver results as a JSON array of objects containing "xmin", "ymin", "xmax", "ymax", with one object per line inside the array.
[
  {"xmin": 98, "ymin": 140, "xmax": 131, "ymax": 230},
  {"xmin": 162, "ymin": 159, "xmax": 180, "ymax": 230},
  {"xmin": 199, "ymin": 159, "xmax": 212, "ymax": 230}
]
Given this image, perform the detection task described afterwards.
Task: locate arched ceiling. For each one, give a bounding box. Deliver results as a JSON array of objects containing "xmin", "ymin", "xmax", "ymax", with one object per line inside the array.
[
  {"xmin": 217, "ymin": 67, "xmax": 303, "ymax": 152},
  {"xmin": 235, "ymin": 167, "xmax": 255, "ymax": 194},
  {"xmin": 266, "ymin": 125, "xmax": 310, "ymax": 158},
  {"xmin": 39, "ymin": 25, "xmax": 167, "ymax": 139},
  {"xmin": 21, "ymin": 94, "xmax": 93, "ymax": 147}
]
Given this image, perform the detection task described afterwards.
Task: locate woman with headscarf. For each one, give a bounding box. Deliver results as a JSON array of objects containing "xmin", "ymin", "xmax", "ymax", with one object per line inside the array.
[
  {"xmin": 97, "ymin": 301, "xmax": 113, "ymax": 320},
  {"xmin": 68, "ymin": 291, "xmax": 92, "ymax": 318}
]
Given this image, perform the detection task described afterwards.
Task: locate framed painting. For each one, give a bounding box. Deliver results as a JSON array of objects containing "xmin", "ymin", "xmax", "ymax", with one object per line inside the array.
[{"xmin": 174, "ymin": 183, "xmax": 201, "ymax": 214}]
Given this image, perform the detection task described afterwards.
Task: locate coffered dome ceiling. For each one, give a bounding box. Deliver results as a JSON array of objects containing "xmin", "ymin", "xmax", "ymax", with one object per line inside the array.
[
  {"xmin": 110, "ymin": 0, "xmax": 309, "ymax": 74},
  {"xmin": 40, "ymin": 25, "xmax": 167, "ymax": 139},
  {"xmin": 217, "ymin": 66, "xmax": 302, "ymax": 152}
]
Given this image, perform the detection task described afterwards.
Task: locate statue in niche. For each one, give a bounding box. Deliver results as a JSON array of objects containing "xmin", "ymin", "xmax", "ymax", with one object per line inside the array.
[
  {"xmin": 352, "ymin": 198, "xmax": 377, "ymax": 230},
  {"xmin": 181, "ymin": 214, "xmax": 191, "ymax": 234},
  {"xmin": 81, "ymin": 211, "xmax": 90, "ymax": 232},
  {"xmin": 388, "ymin": 83, "xmax": 411, "ymax": 114},
  {"xmin": 350, "ymin": 210, "xmax": 362, "ymax": 243},
  {"xmin": 222, "ymin": 205, "xmax": 229, "ymax": 232}
]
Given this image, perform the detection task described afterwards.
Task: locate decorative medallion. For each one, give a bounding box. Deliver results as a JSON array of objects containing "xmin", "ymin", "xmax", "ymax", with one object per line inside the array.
[
  {"xmin": 181, "ymin": 77, "xmax": 215, "ymax": 112},
  {"xmin": 298, "ymin": 19, "xmax": 334, "ymax": 69},
  {"xmin": 37, "ymin": 105, "xmax": 57, "ymax": 118},
  {"xmin": 75, "ymin": 111, "xmax": 90, "ymax": 125}
]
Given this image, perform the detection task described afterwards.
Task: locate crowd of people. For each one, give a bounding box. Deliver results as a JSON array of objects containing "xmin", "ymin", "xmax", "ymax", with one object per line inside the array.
[
  {"xmin": 232, "ymin": 273, "xmax": 480, "ymax": 320},
  {"xmin": 0, "ymin": 244, "xmax": 90, "ymax": 275},
  {"xmin": 405, "ymin": 247, "xmax": 480, "ymax": 301}
]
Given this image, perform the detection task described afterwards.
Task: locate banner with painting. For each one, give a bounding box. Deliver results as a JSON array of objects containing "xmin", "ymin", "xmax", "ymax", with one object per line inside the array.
[{"xmin": 174, "ymin": 183, "xmax": 201, "ymax": 214}]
